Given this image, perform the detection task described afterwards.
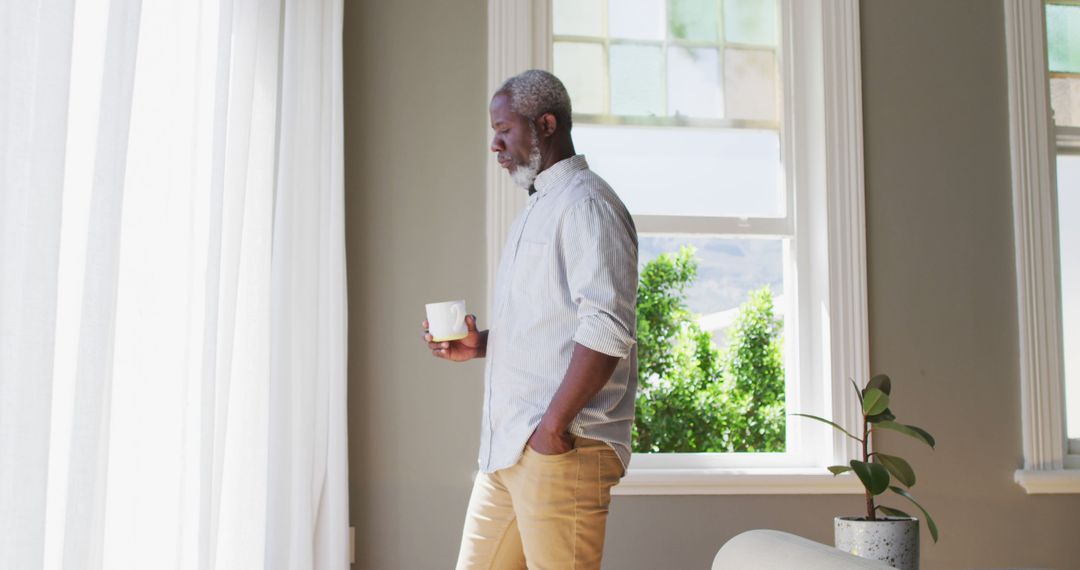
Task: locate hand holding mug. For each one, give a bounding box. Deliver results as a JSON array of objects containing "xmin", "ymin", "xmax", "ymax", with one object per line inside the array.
[{"xmin": 422, "ymin": 300, "xmax": 483, "ymax": 362}]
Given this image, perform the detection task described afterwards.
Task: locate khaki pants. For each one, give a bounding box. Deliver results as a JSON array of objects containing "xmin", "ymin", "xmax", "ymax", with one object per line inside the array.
[{"xmin": 455, "ymin": 437, "xmax": 624, "ymax": 570}]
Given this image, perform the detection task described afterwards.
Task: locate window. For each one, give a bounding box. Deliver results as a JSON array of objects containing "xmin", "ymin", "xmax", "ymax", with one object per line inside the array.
[
  {"xmin": 1047, "ymin": 2, "xmax": 1080, "ymax": 458},
  {"xmin": 486, "ymin": 0, "xmax": 869, "ymax": 493},
  {"xmin": 1006, "ymin": 0, "xmax": 1080, "ymax": 492},
  {"xmin": 554, "ymin": 0, "xmax": 791, "ymax": 459}
]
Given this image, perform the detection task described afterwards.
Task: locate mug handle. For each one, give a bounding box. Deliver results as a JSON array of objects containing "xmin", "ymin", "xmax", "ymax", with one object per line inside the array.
[{"xmin": 450, "ymin": 304, "xmax": 465, "ymax": 333}]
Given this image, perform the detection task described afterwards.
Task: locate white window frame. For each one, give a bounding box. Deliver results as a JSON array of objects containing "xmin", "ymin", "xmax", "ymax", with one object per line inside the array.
[
  {"xmin": 1006, "ymin": 0, "xmax": 1080, "ymax": 493},
  {"xmin": 486, "ymin": 0, "xmax": 867, "ymax": 495}
]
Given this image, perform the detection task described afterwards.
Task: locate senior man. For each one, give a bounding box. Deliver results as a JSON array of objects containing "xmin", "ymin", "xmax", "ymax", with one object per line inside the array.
[{"xmin": 422, "ymin": 69, "xmax": 638, "ymax": 570}]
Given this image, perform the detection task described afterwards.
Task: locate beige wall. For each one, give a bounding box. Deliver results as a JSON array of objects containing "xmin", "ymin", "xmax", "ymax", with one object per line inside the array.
[{"xmin": 344, "ymin": 1, "xmax": 1080, "ymax": 568}]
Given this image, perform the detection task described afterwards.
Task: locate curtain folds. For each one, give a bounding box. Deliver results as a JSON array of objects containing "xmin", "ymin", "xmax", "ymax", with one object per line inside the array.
[{"xmin": 0, "ymin": 0, "xmax": 348, "ymax": 568}]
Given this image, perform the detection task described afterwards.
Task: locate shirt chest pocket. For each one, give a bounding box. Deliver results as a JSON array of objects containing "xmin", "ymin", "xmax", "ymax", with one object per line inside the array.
[{"xmin": 510, "ymin": 240, "xmax": 551, "ymax": 301}]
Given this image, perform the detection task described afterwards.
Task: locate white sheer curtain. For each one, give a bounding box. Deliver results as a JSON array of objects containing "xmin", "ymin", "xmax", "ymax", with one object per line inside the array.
[{"xmin": 0, "ymin": 0, "xmax": 348, "ymax": 568}]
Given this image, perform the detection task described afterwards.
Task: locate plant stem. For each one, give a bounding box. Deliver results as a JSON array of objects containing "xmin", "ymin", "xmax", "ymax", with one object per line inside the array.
[{"xmin": 864, "ymin": 413, "xmax": 875, "ymax": 521}]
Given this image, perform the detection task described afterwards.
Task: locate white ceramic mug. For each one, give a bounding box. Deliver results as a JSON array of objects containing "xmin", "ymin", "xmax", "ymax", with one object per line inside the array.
[{"xmin": 425, "ymin": 300, "xmax": 468, "ymax": 342}]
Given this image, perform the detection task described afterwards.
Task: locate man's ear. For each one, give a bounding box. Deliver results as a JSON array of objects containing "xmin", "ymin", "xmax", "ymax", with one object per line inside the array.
[{"xmin": 536, "ymin": 113, "xmax": 558, "ymax": 138}]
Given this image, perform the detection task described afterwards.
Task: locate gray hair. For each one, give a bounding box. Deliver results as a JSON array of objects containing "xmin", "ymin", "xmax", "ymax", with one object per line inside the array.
[{"xmin": 497, "ymin": 69, "xmax": 573, "ymax": 130}]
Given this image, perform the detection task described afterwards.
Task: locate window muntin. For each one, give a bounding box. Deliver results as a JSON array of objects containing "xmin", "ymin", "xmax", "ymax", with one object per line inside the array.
[{"xmin": 553, "ymin": 0, "xmax": 781, "ymax": 126}]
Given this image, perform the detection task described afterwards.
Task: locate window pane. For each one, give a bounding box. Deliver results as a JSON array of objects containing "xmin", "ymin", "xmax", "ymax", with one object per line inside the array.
[
  {"xmin": 667, "ymin": 46, "xmax": 723, "ymax": 118},
  {"xmin": 1047, "ymin": 4, "xmax": 1080, "ymax": 74},
  {"xmin": 553, "ymin": 42, "xmax": 605, "ymax": 114},
  {"xmin": 723, "ymin": 0, "xmax": 778, "ymax": 47},
  {"xmin": 574, "ymin": 124, "xmax": 783, "ymax": 217},
  {"xmin": 609, "ymin": 0, "xmax": 665, "ymax": 40},
  {"xmin": 553, "ymin": 0, "xmax": 604, "ymax": 37},
  {"xmin": 1051, "ymin": 76, "xmax": 1080, "ymax": 127},
  {"xmin": 610, "ymin": 43, "xmax": 664, "ymax": 116},
  {"xmin": 639, "ymin": 236, "xmax": 785, "ymax": 317},
  {"xmin": 1059, "ymin": 155, "xmax": 1080, "ymax": 439},
  {"xmin": 724, "ymin": 47, "xmax": 777, "ymax": 121},
  {"xmin": 635, "ymin": 236, "xmax": 787, "ymax": 453},
  {"xmin": 669, "ymin": 0, "xmax": 719, "ymax": 42}
]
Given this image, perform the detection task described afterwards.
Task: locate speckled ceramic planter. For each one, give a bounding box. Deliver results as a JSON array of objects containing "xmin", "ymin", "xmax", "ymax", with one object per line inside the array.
[{"xmin": 834, "ymin": 516, "xmax": 919, "ymax": 569}]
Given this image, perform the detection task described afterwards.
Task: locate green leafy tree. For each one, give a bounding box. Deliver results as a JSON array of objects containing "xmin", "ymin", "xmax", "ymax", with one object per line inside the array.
[
  {"xmin": 716, "ymin": 287, "xmax": 786, "ymax": 452},
  {"xmin": 633, "ymin": 247, "xmax": 786, "ymax": 453}
]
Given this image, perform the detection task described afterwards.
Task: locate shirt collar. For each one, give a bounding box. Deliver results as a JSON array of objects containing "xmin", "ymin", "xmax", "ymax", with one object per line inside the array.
[{"xmin": 532, "ymin": 155, "xmax": 588, "ymax": 197}]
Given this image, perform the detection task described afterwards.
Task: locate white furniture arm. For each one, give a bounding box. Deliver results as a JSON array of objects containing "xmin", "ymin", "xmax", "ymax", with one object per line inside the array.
[{"xmin": 712, "ymin": 530, "xmax": 896, "ymax": 569}]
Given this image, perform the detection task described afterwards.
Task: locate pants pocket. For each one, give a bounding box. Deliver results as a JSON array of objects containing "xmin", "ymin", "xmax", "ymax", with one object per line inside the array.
[{"xmin": 524, "ymin": 442, "xmax": 579, "ymax": 462}]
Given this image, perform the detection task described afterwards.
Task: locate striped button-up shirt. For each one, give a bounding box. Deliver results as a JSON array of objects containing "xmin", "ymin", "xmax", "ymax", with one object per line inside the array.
[{"xmin": 479, "ymin": 155, "xmax": 639, "ymax": 474}]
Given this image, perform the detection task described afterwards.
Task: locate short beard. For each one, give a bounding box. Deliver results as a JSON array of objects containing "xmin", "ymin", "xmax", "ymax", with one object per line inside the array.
[{"xmin": 509, "ymin": 124, "xmax": 542, "ymax": 190}]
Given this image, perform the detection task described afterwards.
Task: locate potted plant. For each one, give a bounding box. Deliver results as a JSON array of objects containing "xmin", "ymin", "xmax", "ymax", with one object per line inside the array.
[{"xmin": 794, "ymin": 374, "xmax": 938, "ymax": 570}]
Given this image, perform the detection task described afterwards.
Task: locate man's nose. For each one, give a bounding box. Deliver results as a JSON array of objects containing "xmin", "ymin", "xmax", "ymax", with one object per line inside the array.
[{"xmin": 490, "ymin": 137, "xmax": 503, "ymax": 153}]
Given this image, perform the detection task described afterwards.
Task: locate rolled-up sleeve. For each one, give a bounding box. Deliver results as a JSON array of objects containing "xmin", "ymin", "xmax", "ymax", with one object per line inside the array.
[{"xmin": 559, "ymin": 196, "xmax": 639, "ymax": 358}]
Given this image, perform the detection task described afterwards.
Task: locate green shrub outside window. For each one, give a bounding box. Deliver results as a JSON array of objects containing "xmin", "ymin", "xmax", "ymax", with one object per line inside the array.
[{"xmin": 634, "ymin": 246, "xmax": 786, "ymax": 453}]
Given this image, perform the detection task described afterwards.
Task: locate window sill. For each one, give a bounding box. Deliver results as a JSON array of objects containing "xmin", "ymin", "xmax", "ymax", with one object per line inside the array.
[
  {"xmin": 1014, "ymin": 467, "xmax": 1080, "ymax": 494},
  {"xmin": 613, "ymin": 468, "xmax": 865, "ymax": 496}
]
